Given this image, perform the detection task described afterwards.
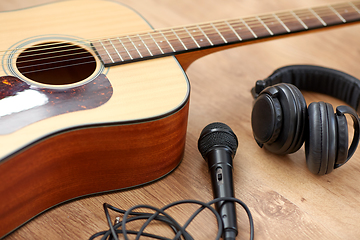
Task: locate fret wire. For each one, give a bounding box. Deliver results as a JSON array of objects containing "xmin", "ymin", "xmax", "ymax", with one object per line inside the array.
[
  {"xmin": 244, "ymin": 4, "xmax": 354, "ymax": 24},
  {"xmin": 214, "ymin": 3, "xmax": 347, "ymax": 30},
  {"xmin": 290, "ymin": 10, "xmax": 308, "ymax": 29},
  {"xmin": 244, "ymin": 13, "xmax": 315, "ymax": 25},
  {"xmin": 290, "ymin": 4, "xmax": 354, "ymax": 18},
  {"xmin": 117, "ymin": 37, "xmax": 133, "ymax": 60},
  {"xmin": 100, "ymin": 25, "xmax": 244, "ymax": 60},
  {"xmin": 226, "ymin": 17, "xmax": 294, "ymax": 30},
  {"xmin": 108, "ymin": 38, "xmax": 124, "ymax": 61},
  {"xmin": 183, "ymin": 27, "xmax": 201, "ymax": 48},
  {"xmin": 171, "ymin": 29, "xmax": 188, "ymax": 50},
  {"xmin": 127, "ymin": 36, "xmax": 143, "ymax": 58},
  {"xmin": 187, "ymin": 10, "xmax": 302, "ymax": 31},
  {"xmin": 160, "ymin": 29, "xmax": 204, "ymax": 47},
  {"xmin": 328, "ymin": 5, "xmax": 346, "ymax": 22},
  {"xmin": 187, "ymin": 22, "xmax": 239, "ymax": 36},
  {"xmin": 234, "ymin": 17, "xmax": 295, "ymax": 29},
  {"xmin": 208, "ymin": 3, "xmax": 354, "ymax": 29},
  {"xmin": 103, "ymin": 36, "xmax": 189, "ymax": 57},
  {"xmin": 219, "ymin": 17, "xmax": 287, "ymax": 34},
  {"xmin": 240, "ymin": 18, "xmax": 257, "ymax": 38},
  {"xmin": 174, "ymin": 23, "xmax": 249, "ymax": 41},
  {"xmin": 272, "ymin": 13, "xmax": 290, "ymax": 32},
  {"xmin": 331, "ymin": 2, "xmax": 360, "ymax": 14},
  {"xmin": 196, "ymin": 25, "xmax": 214, "ymax": 45},
  {"xmin": 239, "ymin": 8, "xmax": 336, "ymax": 24},
  {"xmin": 151, "ymin": 32, "xmax": 173, "ymax": 53},
  {"xmin": 99, "ymin": 40, "xmax": 114, "ymax": 63},
  {"xmin": 309, "ymin": 8, "xmax": 327, "ymax": 26},
  {"xmin": 148, "ymin": 32, "xmax": 164, "ymax": 54},
  {"xmin": 138, "ymin": 34, "xmax": 153, "ymax": 56},
  {"xmin": 256, "ymin": 16, "xmax": 274, "ymax": 35},
  {"xmin": 183, "ymin": 20, "xmax": 273, "ymax": 38},
  {"xmin": 350, "ymin": 2, "xmax": 360, "ymax": 14},
  {"xmin": 225, "ymin": 20, "xmax": 242, "ymax": 41},
  {"xmin": 100, "ymin": 24, "xmax": 248, "ymax": 57},
  {"xmin": 210, "ymin": 23, "xmax": 228, "ymax": 43},
  {"xmin": 160, "ymin": 32, "xmax": 176, "ymax": 52},
  {"xmin": 143, "ymin": 32, "xmax": 192, "ymax": 53}
]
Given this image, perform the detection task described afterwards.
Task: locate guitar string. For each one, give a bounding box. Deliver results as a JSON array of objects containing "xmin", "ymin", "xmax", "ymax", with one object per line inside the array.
[
  {"xmin": 64, "ymin": 1, "xmax": 360, "ymax": 53},
  {"xmin": 1, "ymin": 3, "xmax": 359, "ymax": 73},
  {"xmin": 12, "ymin": 13, "xmax": 347, "ymax": 74},
  {"xmin": 0, "ymin": 1, "xmax": 355, "ymax": 58},
  {"xmin": 19, "ymin": 61, "xmax": 98, "ymax": 75},
  {"xmin": 18, "ymin": 2, "xmax": 360, "ymax": 58},
  {"xmin": 7, "ymin": 8, "xmax": 357, "ymax": 66},
  {"xmin": 0, "ymin": 2, "xmax": 356, "ymax": 62},
  {"xmin": 9, "ymin": 7, "xmax": 359, "ymax": 73},
  {"xmin": 16, "ymin": 55, "xmax": 96, "ymax": 72}
]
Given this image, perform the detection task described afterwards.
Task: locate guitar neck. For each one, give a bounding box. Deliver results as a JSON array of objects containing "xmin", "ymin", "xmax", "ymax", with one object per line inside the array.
[{"xmin": 92, "ymin": 1, "xmax": 360, "ymax": 67}]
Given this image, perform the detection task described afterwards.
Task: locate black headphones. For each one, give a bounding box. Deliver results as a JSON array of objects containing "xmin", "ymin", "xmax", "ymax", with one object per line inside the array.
[{"xmin": 251, "ymin": 65, "xmax": 360, "ymax": 175}]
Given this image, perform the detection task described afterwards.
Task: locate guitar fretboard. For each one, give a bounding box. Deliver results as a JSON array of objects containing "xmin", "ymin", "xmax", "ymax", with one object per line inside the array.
[{"xmin": 92, "ymin": 1, "xmax": 360, "ymax": 67}]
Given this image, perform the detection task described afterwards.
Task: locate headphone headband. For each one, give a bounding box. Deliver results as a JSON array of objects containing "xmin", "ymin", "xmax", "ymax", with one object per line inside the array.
[{"xmin": 251, "ymin": 65, "xmax": 360, "ymax": 114}]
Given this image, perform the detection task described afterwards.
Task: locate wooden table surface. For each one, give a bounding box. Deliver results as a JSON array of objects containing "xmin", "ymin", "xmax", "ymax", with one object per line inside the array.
[{"xmin": 1, "ymin": 0, "xmax": 360, "ymax": 239}]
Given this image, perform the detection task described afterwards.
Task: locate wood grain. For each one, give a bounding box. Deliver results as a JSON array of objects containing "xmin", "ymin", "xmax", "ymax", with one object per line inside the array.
[{"xmin": 1, "ymin": 0, "xmax": 360, "ymax": 239}]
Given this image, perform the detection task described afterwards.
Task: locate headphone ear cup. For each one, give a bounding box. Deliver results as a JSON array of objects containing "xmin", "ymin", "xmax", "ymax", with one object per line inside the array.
[
  {"xmin": 305, "ymin": 102, "xmax": 337, "ymax": 175},
  {"xmin": 251, "ymin": 83, "xmax": 307, "ymax": 154},
  {"xmin": 335, "ymin": 113, "xmax": 348, "ymax": 165}
]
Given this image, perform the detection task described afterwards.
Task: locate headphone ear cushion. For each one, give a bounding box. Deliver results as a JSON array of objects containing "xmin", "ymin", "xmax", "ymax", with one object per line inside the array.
[
  {"xmin": 335, "ymin": 114, "xmax": 348, "ymax": 165},
  {"xmin": 306, "ymin": 102, "xmax": 336, "ymax": 175},
  {"xmin": 285, "ymin": 84, "xmax": 307, "ymax": 153}
]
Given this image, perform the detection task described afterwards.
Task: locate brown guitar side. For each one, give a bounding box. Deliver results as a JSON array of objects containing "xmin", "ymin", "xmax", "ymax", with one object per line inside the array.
[{"xmin": 0, "ymin": 99, "xmax": 189, "ymax": 238}]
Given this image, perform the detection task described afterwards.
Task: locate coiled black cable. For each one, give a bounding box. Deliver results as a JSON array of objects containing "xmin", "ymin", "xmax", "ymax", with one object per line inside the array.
[{"xmin": 89, "ymin": 197, "xmax": 254, "ymax": 240}]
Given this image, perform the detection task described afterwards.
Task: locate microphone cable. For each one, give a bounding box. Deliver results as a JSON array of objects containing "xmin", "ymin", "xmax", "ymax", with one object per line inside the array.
[{"xmin": 89, "ymin": 197, "xmax": 254, "ymax": 240}]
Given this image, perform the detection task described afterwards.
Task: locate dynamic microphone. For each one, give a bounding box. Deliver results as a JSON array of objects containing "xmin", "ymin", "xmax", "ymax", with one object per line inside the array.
[{"xmin": 198, "ymin": 122, "xmax": 239, "ymax": 240}]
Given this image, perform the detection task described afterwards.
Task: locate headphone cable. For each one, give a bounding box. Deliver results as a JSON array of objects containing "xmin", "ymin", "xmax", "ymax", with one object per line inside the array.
[{"xmin": 89, "ymin": 197, "xmax": 254, "ymax": 240}]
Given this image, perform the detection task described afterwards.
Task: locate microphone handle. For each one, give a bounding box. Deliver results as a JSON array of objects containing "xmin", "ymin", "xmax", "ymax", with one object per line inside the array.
[{"xmin": 207, "ymin": 148, "xmax": 238, "ymax": 240}]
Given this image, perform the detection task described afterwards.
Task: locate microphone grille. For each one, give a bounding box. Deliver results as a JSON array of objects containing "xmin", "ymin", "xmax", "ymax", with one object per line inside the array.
[{"xmin": 197, "ymin": 122, "xmax": 238, "ymax": 158}]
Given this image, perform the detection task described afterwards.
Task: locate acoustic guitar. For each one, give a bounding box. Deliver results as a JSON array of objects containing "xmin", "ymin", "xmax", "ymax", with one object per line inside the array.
[{"xmin": 0, "ymin": 0, "xmax": 359, "ymax": 237}]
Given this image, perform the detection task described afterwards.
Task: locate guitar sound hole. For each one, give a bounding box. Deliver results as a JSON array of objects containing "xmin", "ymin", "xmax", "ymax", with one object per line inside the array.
[{"xmin": 16, "ymin": 42, "xmax": 96, "ymax": 85}]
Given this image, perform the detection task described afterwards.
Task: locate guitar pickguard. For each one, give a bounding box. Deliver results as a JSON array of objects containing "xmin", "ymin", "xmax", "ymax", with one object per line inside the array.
[{"xmin": 0, "ymin": 74, "xmax": 113, "ymax": 134}]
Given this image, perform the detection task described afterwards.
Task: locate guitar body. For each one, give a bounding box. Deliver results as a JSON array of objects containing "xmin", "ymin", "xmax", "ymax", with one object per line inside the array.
[{"xmin": 0, "ymin": 0, "xmax": 190, "ymax": 237}]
